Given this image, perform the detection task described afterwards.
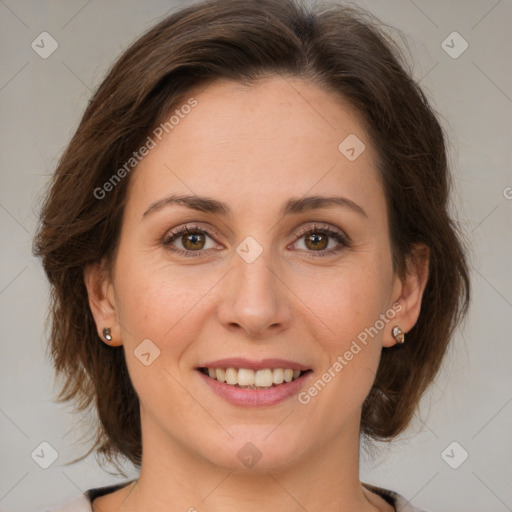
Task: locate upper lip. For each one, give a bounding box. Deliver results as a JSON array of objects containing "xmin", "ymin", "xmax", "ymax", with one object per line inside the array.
[{"xmin": 198, "ymin": 358, "xmax": 310, "ymax": 371}]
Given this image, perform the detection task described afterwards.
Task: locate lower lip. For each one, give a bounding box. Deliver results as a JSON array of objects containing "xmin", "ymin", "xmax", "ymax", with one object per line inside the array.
[{"xmin": 197, "ymin": 370, "xmax": 312, "ymax": 407}]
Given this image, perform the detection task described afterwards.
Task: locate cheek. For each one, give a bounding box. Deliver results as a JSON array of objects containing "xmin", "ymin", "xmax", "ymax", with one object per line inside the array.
[
  {"xmin": 294, "ymin": 257, "xmax": 392, "ymax": 400},
  {"xmin": 111, "ymin": 252, "xmax": 216, "ymax": 412},
  {"xmin": 298, "ymin": 283, "xmax": 385, "ymax": 426},
  {"xmin": 296, "ymin": 256, "xmax": 392, "ymax": 345},
  {"xmin": 113, "ymin": 245, "xmax": 222, "ymax": 343}
]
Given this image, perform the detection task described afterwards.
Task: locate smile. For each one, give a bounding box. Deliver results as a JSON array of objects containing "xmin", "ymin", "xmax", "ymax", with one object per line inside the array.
[
  {"xmin": 199, "ymin": 367, "xmax": 309, "ymax": 389},
  {"xmin": 197, "ymin": 360, "xmax": 314, "ymax": 407}
]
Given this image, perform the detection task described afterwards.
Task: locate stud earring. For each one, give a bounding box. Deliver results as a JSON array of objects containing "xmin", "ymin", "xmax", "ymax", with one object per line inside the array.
[
  {"xmin": 392, "ymin": 326, "xmax": 405, "ymax": 344},
  {"xmin": 102, "ymin": 327, "xmax": 112, "ymax": 342}
]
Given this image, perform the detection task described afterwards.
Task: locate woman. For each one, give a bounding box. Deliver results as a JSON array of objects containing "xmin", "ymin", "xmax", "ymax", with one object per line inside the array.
[{"xmin": 34, "ymin": 0, "xmax": 470, "ymax": 510}]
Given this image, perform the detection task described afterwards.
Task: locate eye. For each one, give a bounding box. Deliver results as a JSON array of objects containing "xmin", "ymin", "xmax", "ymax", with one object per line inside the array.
[
  {"xmin": 290, "ymin": 223, "xmax": 350, "ymax": 257},
  {"xmin": 162, "ymin": 222, "xmax": 350, "ymax": 259},
  {"xmin": 162, "ymin": 224, "xmax": 220, "ymax": 258}
]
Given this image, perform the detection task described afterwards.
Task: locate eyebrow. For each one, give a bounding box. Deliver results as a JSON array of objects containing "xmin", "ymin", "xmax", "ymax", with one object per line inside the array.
[{"xmin": 142, "ymin": 193, "xmax": 368, "ymax": 219}]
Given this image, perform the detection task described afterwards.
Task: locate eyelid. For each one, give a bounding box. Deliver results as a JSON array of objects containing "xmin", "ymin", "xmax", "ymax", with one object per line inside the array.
[
  {"xmin": 293, "ymin": 222, "xmax": 351, "ymax": 243},
  {"xmin": 161, "ymin": 223, "xmax": 221, "ymax": 259},
  {"xmin": 162, "ymin": 221, "xmax": 351, "ymax": 257},
  {"xmin": 162, "ymin": 222, "xmax": 221, "ymax": 242}
]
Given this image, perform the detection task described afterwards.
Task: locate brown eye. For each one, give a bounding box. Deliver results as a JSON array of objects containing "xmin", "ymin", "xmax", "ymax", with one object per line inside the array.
[
  {"xmin": 162, "ymin": 225, "xmax": 219, "ymax": 257},
  {"xmin": 304, "ymin": 232, "xmax": 328, "ymax": 251},
  {"xmin": 291, "ymin": 224, "xmax": 350, "ymax": 257},
  {"xmin": 181, "ymin": 231, "xmax": 206, "ymax": 250}
]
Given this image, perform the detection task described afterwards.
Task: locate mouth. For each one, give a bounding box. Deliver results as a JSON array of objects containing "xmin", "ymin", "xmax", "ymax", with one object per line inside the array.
[
  {"xmin": 196, "ymin": 358, "xmax": 314, "ymax": 406},
  {"xmin": 198, "ymin": 366, "xmax": 312, "ymax": 389}
]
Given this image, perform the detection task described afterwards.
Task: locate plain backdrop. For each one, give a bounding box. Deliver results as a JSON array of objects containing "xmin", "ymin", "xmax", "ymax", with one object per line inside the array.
[{"xmin": 1, "ymin": 1, "xmax": 511, "ymax": 511}]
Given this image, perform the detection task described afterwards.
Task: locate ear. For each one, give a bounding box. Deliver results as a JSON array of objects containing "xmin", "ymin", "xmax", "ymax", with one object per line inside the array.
[
  {"xmin": 83, "ymin": 260, "xmax": 123, "ymax": 347},
  {"xmin": 383, "ymin": 243, "xmax": 430, "ymax": 347}
]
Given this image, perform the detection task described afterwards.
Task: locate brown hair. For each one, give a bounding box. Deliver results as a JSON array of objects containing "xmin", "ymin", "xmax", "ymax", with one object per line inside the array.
[{"xmin": 33, "ymin": 0, "xmax": 470, "ymax": 470}]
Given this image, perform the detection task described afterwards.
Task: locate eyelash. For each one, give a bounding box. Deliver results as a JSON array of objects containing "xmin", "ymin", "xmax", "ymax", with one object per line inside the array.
[{"xmin": 161, "ymin": 223, "xmax": 351, "ymax": 259}]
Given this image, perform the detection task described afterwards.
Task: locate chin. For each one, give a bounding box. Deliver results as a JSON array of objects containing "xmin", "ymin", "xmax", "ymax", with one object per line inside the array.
[{"xmin": 197, "ymin": 429, "xmax": 310, "ymax": 473}]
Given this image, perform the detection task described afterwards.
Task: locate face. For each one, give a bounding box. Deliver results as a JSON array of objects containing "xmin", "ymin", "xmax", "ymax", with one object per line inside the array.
[{"xmin": 88, "ymin": 76, "xmax": 414, "ymax": 472}]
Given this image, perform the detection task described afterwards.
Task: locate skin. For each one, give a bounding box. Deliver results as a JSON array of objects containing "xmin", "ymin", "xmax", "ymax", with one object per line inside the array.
[{"xmin": 85, "ymin": 76, "xmax": 429, "ymax": 512}]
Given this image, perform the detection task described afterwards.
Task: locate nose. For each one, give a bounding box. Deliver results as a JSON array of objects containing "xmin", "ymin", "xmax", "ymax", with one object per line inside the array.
[{"xmin": 216, "ymin": 249, "xmax": 292, "ymax": 339}]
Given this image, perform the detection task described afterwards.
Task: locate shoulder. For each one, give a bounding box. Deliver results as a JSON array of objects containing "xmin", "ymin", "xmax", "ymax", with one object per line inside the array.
[
  {"xmin": 363, "ymin": 482, "xmax": 430, "ymax": 512},
  {"xmin": 36, "ymin": 492, "xmax": 91, "ymax": 512},
  {"xmin": 37, "ymin": 481, "xmax": 135, "ymax": 512},
  {"xmin": 39, "ymin": 480, "xmax": 429, "ymax": 512}
]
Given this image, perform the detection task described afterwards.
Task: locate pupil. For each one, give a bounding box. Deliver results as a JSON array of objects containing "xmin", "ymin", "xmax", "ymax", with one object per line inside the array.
[
  {"xmin": 307, "ymin": 233, "xmax": 327, "ymax": 250},
  {"xmin": 184, "ymin": 233, "xmax": 204, "ymax": 250}
]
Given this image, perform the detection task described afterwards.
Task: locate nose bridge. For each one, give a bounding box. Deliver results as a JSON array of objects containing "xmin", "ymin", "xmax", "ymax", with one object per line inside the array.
[
  {"xmin": 236, "ymin": 248, "xmax": 276, "ymax": 303},
  {"xmin": 217, "ymin": 241, "xmax": 291, "ymax": 337}
]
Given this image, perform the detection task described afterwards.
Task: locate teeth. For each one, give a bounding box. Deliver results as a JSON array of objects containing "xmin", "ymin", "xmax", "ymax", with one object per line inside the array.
[
  {"xmin": 215, "ymin": 368, "xmax": 226, "ymax": 383},
  {"xmin": 255, "ymin": 369, "xmax": 273, "ymax": 388},
  {"xmin": 237, "ymin": 368, "xmax": 255, "ymax": 386},
  {"xmin": 202, "ymin": 367, "xmax": 305, "ymax": 388},
  {"xmin": 272, "ymin": 368, "xmax": 284, "ymax": 384},
  {"xmin": 225, "ymin": 367, "xmax": 238, "ymax": 385}
]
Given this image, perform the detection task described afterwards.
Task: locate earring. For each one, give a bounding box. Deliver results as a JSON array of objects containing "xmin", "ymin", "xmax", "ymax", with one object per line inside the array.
[
  {"xmin": 392, "ymin": 326, "xmax": 405, "ymax": 344},
  {"xmin": 102, "ymin": 327, "xmax": 112, "ymax": 342}
]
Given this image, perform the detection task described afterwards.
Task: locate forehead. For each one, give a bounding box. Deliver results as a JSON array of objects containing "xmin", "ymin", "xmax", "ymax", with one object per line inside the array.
[{"xmin": 126, "ymin": 76, "xmax": 385, "ymax": 218}]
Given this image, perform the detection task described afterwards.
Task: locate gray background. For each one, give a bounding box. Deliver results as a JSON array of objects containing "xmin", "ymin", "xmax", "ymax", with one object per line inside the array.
[{"xmin": 1, "ymin": 1, "xmax": 511, "ymax": 511}]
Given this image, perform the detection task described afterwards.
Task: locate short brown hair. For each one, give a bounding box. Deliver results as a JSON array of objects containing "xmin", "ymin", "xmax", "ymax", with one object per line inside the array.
[{"xmin": 33, "ymin": 0, "xmax": 470, "ymax": 470}]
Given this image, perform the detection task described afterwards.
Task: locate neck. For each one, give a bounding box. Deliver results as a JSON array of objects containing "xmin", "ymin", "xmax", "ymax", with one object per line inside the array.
[{"xmin": 119, "ymin": 411, "xmax": 383, "ymax": 512}]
